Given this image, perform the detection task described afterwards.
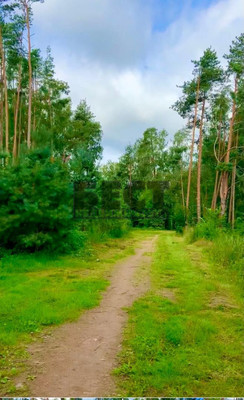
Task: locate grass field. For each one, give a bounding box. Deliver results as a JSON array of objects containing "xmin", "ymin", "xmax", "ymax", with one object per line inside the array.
[
  {"xmin": 114, "ymin": 231, "xmax": 244, "ymax": 396},
  {"xmin": 0, "ymin": 229, "xmax": 153, "ymax": 395}
]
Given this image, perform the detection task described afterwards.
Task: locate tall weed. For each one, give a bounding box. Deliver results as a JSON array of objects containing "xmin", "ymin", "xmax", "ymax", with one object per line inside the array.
[
  {"xmin": 184, "ymin": 210, "xmax": 244, "ymax": 288},
  {"xmin": 210, "ymin": 232, "xmax": 244, "ymax": 268},
  {"xmin": 81, "ymin": 218, "xmax": 131, "ymax": 242}
]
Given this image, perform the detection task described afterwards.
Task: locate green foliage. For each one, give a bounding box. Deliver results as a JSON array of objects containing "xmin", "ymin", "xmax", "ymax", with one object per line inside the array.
[
  {"xmin": 172, "ymin": 79, "xmax": 199, "ymax": 119},
  {"xmin": 172, "ymin": 204, "xmax": 185, "ymax": 233},
  {"xmin": 135, "ymin": 127, "xmax": 167, "ymax": 179},
  {"xmin": 57, "ymin": 228, "xmax": 87, "ymax": 254},
  {"xmin": 224, "ymin": 33, "xmax": 244, "ymax": 77},
  {"xmin": 193, "ymin": 47, "xmax": 224, "ymax": 93},
  {"xmin": 65, "ymin": 100, "xmax": 103, "ymax": 170},
  {"xmin": 101, "ymin": 127, "xmax": 188, "ymax": 230},
  {"xmin": 1, "ymin": 0, "xmax": 244, "ymax": 246},
  {"xmin": 216, "ymin": 162, "xmax": 233, "ymax": 172},
  {"xmin": 100, "ymin": 161, "xmax": 120, "ymax": 181},
  {"xmin": 0, "ymin": 148, "xmax": 73, "ymax": 251}
]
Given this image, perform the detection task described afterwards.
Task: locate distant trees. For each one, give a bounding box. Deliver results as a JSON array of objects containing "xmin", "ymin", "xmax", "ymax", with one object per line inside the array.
[
  {"xmin": 0, "ymin": 0, "xmax": 243, "ymax": 249},
  {"xmin": 101, "ymin": 127, "xmax": 187, "ymax": 230},
  {"xmin": 101, "ymin": 33, "xmax": 244, "ymax": 230}
]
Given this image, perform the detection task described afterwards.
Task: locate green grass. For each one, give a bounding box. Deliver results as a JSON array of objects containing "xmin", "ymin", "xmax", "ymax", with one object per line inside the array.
[
  {"xmin": 114, "ymin": 231, "xmax": 244, "ymax": 396},
  {"xmin": 0, "ymin": 228, "xmax": 154, "ymax": 396}
]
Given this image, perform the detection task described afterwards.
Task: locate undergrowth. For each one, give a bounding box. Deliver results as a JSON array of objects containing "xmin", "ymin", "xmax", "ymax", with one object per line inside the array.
[{"xmin": 184, "ymin": 210, "xmax": 244, "ymax": 289}]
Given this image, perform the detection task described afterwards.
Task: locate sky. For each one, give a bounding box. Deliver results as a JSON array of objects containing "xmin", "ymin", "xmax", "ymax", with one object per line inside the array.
[{"xmin": 32, "ymin": 0, "xmax": 244, "ymax": 163}]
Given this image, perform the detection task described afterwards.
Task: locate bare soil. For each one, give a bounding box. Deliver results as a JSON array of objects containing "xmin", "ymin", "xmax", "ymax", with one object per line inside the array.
[
  {"xmin": 19, "ymin": 236, "xmax": 157, "ymax": 397},
  {"xmin": 159, "ymin": 288, "xmax": 177, "ymax": 302},
  {"xmin": 209, "ymin": 294, "xmax": 238, "ymax": 309}
]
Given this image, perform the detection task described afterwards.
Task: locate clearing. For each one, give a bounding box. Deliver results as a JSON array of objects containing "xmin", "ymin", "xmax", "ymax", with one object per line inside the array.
[{"xmin": 0, "ymin": 230, "xmax": 243, "ymax": 396}]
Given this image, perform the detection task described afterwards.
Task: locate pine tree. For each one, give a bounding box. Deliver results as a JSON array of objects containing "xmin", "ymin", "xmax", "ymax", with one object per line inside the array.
[
  {"xmin": 210, "ymin": 91, "xmax": 230, "ymax": 210},
  {"xmin": 219, "ymin": 34, "xmax": 244, "ymax": 218},
  {"xmin": 193, "ymin": 48, "xmax": 223, "ymax": 221},
  {"xmin": 19, "ymin": 0, "xmax": 44, "ymax": 149}
]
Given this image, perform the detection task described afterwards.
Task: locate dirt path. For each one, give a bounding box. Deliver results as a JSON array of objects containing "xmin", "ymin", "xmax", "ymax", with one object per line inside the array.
[{"xmin": 21, "ymin": 236, "xmax": 157, "ymax": 397}]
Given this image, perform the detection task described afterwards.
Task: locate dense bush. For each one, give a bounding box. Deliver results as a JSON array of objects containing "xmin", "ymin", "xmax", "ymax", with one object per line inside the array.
[
  {"xmin": 0, "ymin": 149, "xmax": 73, "ymax": 251},
  {"xmin": 172, "ymin": 204, "xmax": 185, "ymax": 233},
  {"xmin": 131, "ymin": 209, "xmax": 165, "ymax": 229},
  {"xmin": 58, "ymin": 228, "xmax": 87, "ymax": 254},
  {"xmin": 185, "ymin": 209, "xmax": 225, "ymax": 242}
]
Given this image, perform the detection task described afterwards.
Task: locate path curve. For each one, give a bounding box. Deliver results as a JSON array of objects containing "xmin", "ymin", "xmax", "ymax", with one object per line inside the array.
[{"xmin": 22, "ymin": 236, "xmax": 157, "ymax": 397}]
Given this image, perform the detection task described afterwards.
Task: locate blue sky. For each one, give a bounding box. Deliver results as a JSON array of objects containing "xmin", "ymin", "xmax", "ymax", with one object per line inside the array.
[
  {"xmin": 32, "ymin": 0, "xmax": 244, "ymax": 163},
  {"xmin": 151, "ymin": 0, "xmax": 217, "ymax": 31}
]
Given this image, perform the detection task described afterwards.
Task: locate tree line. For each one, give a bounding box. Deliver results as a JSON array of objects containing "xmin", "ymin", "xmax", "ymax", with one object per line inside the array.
[
  {"xmin": 102, "ymin": 35, "xmax": 244, "ymax": 231},
  {"xmin": 172, "ymin": 39, "xmax": 244, "ymax": 226},
  {"xmin": 0, "ymin": 0, "xmax": 105, "ymax": 251},
  {"xmin": 0, "ymin": 0, "xmax": 243, "ymax": 252}
]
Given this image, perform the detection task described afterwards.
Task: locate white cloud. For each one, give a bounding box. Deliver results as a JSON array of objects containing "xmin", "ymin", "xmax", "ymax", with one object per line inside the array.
[
  {"xmin": 32, "ymin": 0, "xmax": 151, "ymax": 67},
  {"xmin": 32, "ymin": 0, "xmax": 244, "ymax": 163}
]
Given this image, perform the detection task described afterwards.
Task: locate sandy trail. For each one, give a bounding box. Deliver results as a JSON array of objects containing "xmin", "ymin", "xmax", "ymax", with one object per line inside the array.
[{"xmin": 22, "ymin": 236, "xmax": 157, "ymax": 397}]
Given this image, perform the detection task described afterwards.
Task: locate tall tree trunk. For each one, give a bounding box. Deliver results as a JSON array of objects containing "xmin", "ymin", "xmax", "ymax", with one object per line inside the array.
[
  {"xmin": 186, "ymin": 75, "xmax": 200, "ymax": 217},
  {"xmin": 13, "ymin": 63, "xmax": 22, "ymax": 159},
  {"xmin": 197, "ymin": 98, "xmax": 206, "ymax": 222},
  {"xmin": 211, "ymin": 121, "xmax": 222, "ymax": 210},
  {"xmin": 228, "ymin": 133, "xmax": 238, "ymax": 228},
  {"xmin": 0, "ymin": 58, "xmax": 3, "ymax": 150},
  {"xmin": 219, "ymin": 77, "xmax": 237, "ymax": 216},
  {"xmin": 211, "ymin": 170, "xmax": 219, "ymax": 210},
  {"xmin": 228, "ymin": 161, "xmax": 236, "ymax": 228},
  {"xmin": 18, "ymin": 95, "xmax": 22, "ymax": 157},
  {"xmin": 32, "ymin": 74, "xmax": 36, "ymax": 131},
  {"xmin": 25, "ymin": 0, "xmax": 32, "ymax": 149},
  {"xmin": 180, "ymin": 160, "xmax": 185, "ymax": 210},
  {"xmin": 0, "ymin": 26, "xmax": 9, "ymax": 153},
  {"xmin": 229, "ymin": 160, "xmax": 237, "ymax": 228},
  {"xmin": 129, "ymin": 164, "xmax": 132, "ymax": 210},
  {"xmin": 48, "ymin": 91, "xmax": 53, "ymax": 153}
]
